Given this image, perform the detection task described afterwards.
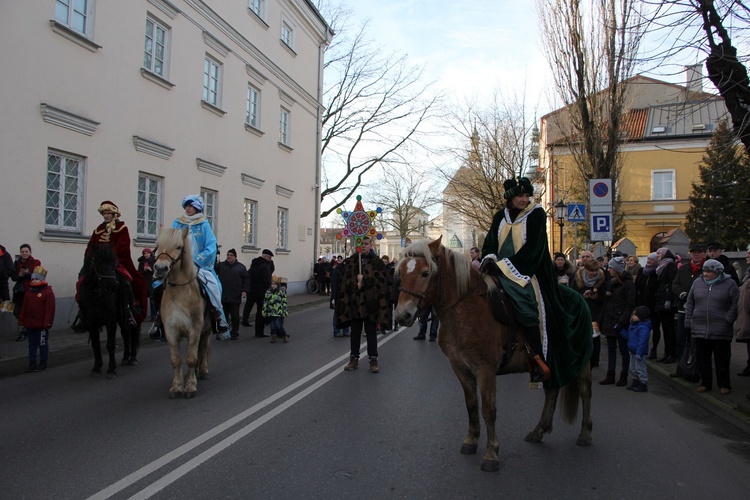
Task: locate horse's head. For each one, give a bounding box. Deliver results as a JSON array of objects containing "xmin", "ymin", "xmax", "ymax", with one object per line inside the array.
[
  {"xmin": 394, "ymin": 237, "xmax": 443, "ymax": 326},
  {"xmin": 153, "ymin": 228, "xmax": 192, "ymax": 280}
]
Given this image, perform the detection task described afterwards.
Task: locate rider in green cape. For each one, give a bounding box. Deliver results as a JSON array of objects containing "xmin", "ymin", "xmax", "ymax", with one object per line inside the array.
[{"xmin": 481, "ymin": 177, "xmax": 592, "ymax": 389}]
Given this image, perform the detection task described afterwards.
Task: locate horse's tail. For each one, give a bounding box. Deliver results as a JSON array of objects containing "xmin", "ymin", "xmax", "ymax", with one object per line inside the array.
[{"xmin": 560, "ymin": 380, "xmax": 580, "ymax": 424}]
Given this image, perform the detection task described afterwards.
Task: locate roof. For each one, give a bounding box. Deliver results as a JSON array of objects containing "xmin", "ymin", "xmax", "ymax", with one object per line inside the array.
[{"xmin": 643, "ymin": 98, "xmax": 728, "ymax": 139}]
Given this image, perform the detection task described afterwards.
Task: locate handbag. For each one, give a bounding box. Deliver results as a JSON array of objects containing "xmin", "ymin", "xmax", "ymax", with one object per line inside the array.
[{"xmin": 676, "ymin": 338, "xmax": 700, "ymax": 383}]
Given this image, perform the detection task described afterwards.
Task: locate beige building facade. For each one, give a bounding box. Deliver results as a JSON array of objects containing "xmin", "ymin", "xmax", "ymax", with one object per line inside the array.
[{"xmin": 0, "ymin": 0, "xmax": 331, "ymax": 326}]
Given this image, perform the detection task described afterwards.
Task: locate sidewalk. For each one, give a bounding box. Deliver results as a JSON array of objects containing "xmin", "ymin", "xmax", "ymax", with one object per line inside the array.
[{"xmin": 0, "ymin": 292, "xmax": 330, "ymax": 379}]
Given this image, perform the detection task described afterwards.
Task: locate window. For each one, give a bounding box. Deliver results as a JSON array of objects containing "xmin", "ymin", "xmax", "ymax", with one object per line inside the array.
[
  {"xmin": 201, "ymin": 188, "xmax": 218, "ymax": 234},
  {"xmin": 55, "ymin": 0, "xmax": 92, "ymax": 36},
  {"xmin": 137, "ymin": 174, "xmax": 162, "ymax": 239},
  {"xmin": 46, "ymin": 150, "xmax": 84, "ymax": 232},
  {"xmin": 279, "ymin": 107, "xmax": 290, "ymax": 145},
  {"xmin": 203, "ymin": 56, "xmax": 222, "ymax": 107},
  {"xmin": 249, "ymin": 0, "xmax": 264, "ymax": 17},
  {"xmin": 281, "ymin": 21, "xmax": 293, "ymax": 48},
  {"xmin": 277, "ymin": 207, "xmax": 288, "ymax": 250},
  {"xmin": 244, "ymin": 199, "xmax": 258, "ymax": 247},
  {"xmin": 144, "ymin": 16, "xmax": 169, "ymax": 78},
  {"xmin": 652, "ymin": 170, "xmax": 675, "ymax": 200},
  {"xmin": 247, "ymin": 85, "xmax": 260, "ymax": 128}
]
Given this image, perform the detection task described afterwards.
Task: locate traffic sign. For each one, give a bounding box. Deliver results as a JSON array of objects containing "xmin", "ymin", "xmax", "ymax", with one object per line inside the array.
[
  {"xmin": 590, "ymin": 212, "xmax": 612, "ymax": 241},
  {"xmin": 567, "ymin": 204, "xmax": 586, "ymax": 222},
  {"xmin": 589, "ymin": 179, "xmax": 612, "ymax": 212}
]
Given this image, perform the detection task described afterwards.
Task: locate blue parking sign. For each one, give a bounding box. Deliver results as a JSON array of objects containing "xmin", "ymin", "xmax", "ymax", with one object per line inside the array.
[{"xmin": 590, "ymin": 213, "xmax": 612, "ymax": 241}]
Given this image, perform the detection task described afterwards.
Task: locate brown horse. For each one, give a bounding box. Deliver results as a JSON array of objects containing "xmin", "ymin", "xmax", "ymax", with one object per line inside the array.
[
  {"xmin": 394, "ymin": 237, "xmax": 592, "ymax": 472},
  {"xmin": 152, "ymin": 228, "xmax": 212, "ymax": 399}
]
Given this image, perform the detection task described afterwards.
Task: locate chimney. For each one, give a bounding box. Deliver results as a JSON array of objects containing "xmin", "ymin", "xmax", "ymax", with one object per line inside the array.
[{"xmin": 686, "ymin": 64, "xmax": 703, "ymax": 94}]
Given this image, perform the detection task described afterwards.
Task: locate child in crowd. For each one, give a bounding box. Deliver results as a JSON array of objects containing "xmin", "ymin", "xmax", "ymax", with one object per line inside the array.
[
  {"xmin": 263, "ymin": 279, "xmax": 288, "ymax": 343},
  {"xmin": 621, "ymin": 305, "xmax": 652, "ymax": 392},
  {"xmin": 18, "ymin": 266, "xmax": 55, "ymax": 373}
]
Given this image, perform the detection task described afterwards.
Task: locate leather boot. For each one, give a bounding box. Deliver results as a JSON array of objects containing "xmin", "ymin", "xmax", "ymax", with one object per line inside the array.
[
  {"xmin": 599, "ymin": 370, "xmax": 615, "ymax": 385},
  {"xmin": 211, "ymin": 308, "xmax": 229, "ymax": 334},
  {"xmin": 124, "ymin": 305, "xmax": 137, "ymax": 328},
  {"xmin": 344, "ymin": 355, "xmax": 359, "ymax": 371},
  {"xmin": 615, "ymin": 371, "xmax": 628, "ymax": 387},
  {"xmin": 369, "ymin": 356, "xmax": 379, "ymax": 373},
  {"xmin": 523, "ymin": 325, "xmax": 550, "ymax": 383}
]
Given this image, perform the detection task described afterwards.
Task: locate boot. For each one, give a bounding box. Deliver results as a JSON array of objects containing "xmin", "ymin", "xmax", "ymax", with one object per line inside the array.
[
  {"xmin": 211, "ymin": 308, "xmax": 229, "ymax": 334},
  {"xmin": 369, "ymin": 356, "xmax": 379, "ymax": 373},
  {"xmin": 615, "ymin": 371, "xmax": 628, "ymax": 387},
  {"xmin": 632, "ymin": 381, "xmax": 648, "ymax": 392},
  {"xmin": 344, "ymin": 355, "xmax": 359, "ymax": 371},
  {"xmin": 647, "ymin": 348, "xmax": 657, "ymax": 360},
  {"xmin": 25, "ymin": 362, "xmax": 36, "ymax": 373},
  {"xmin": 599, "ymin": 370, "xmax": 615, "ymax": 385},
  {"xmin": 35, "ymin": 361, "xmax": 47, "ymax": 372},
  {"xmin": 124, "ymin": 305, "xmax": 137, "ymax": 328},
  {"xmin": 271, "ymin": 334, "xmax": 278, "ymax": 343},
  {"xmin": 523, "ymin": 326, "xmax": 550, "ymax": 383}
]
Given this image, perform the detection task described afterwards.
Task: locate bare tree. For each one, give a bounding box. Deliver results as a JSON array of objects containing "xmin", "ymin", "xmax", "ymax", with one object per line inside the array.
[
  {"xmin": 316, "ymin": 2, "xmax": 441, "ymax": 218},
  {"xmin": 537, "ymin": 0, "xmax": 645, "ymax": 240},
  {"xmin": 439, "ymin": 92, "xmax": 540, "ymax": 235},
  {"xmin": 640, "ymin": 0, "xmax": 750, "ymax": 153},
  {"xmin": 368, "ymin": 166, "xmax": 440, "ymax": 240}
]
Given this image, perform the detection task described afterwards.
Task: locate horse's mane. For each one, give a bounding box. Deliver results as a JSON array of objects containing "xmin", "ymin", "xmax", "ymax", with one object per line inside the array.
[{"xmin": 402, "ymin": 240, "xmax": 474, "ymax": 297}]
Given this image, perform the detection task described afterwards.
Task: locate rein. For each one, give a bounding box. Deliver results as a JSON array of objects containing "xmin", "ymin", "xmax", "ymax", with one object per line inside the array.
[{"xmin": 156, "ymin": 247, "xmax": 195, "ymax": 287}]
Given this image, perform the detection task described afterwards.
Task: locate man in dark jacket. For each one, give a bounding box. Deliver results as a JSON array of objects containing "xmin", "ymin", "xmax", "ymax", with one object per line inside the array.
[
  {"xmin": 706, "ymin": 242, "xmax": 739, "ymax": 285},
  {"xmin": 244, "ymin": 249, "xmax": 274, "ymax": 337},
  {"xmin": 672, "ymin": 243, "xmax": 706, "ymax": 364},
  {"xmin": 216, "ymin": 249, "xmax": 249, "ymax": 340}
]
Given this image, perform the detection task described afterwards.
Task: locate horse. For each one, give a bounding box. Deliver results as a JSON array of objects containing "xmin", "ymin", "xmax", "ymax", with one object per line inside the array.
[
  {"xmin": 394, "ymin": 237, "xmax": 593, "ymax": 472},
  {"xmin": 79, "ymin": 245, "xmax": 140, "ymax": 378},
  {"xmin": 152, "ymin": 227, "xmax": 212, "ymax": 399}
]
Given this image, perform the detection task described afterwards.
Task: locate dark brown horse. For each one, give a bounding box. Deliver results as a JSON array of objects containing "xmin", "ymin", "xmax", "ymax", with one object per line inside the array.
[{"xmin": 394, "ymin": 237, "xmax": 592, "ymax": 472}]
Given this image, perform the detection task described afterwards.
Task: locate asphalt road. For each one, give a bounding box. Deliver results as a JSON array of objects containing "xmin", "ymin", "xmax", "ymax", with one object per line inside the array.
[{"xmin": 2, "ymin": 303, "xmax": 750, "ymax": 499}]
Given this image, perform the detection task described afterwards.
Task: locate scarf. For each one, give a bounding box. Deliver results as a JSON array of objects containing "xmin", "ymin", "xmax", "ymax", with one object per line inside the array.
[
  {"xmin": 643, "ymin": 264, "xmax": 655, "ymax": 276},
  {"xmin": 704, "ymin": 274, "xmax": 722, "ymax": 286},
  {"xmin": 582, "ymin": 270, "xmax": 600, "ymax": 288},
  {"xmin": 656, "ymin": 258, "xmax": 673, "ymax": 276},
  {"xmin": 177, "ymin": 213, "xmax": 207, "ymax": 226}
]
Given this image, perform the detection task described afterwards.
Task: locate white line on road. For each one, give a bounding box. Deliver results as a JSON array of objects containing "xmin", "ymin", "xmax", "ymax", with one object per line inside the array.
[{"xmin": 86, "ymin": 328, "xmax": 404, "ymax": 500}]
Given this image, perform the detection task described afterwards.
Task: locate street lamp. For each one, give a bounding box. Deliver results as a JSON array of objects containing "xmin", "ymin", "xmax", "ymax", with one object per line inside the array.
[{"xmin": 555, "ymin": 200, "xmax": 566, "ymax": 253}]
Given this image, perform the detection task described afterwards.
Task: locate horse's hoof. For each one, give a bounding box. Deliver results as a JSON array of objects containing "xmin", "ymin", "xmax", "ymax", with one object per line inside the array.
[
  {"xmin": 480, "ymin": 460, "xmax": 500, "ymax": 472},
  {"xmin": 121, "ymin": 358, "xmax": 129, "ymax": 366},
  {"xmin": 169, "ymin": 391, "xmax": 183, "ymax": 399},
  {"xmin": 106, "ymin": 372, "xmax": 117, "ymax": 379},
  {"xmin": 524, "ymin": 432, "xmax": 543, "ymax": 443},
  {"xmin": 128, "ymin": 358, "xmax": 138, "ymax": 366},
  {"xmin": 460, "ymin": 443, "xmax": 478, "ymax": 455},
  {"xmin": 576, "ymin": 436, "xmax": 592, "ymax": 446},
  {"xmin": 184, "ymin": 391, "xmax": 197, "ymax": 399},
  {"xmin": 198, "ymin": 372, "xmax": 209, "ymax": 380}
]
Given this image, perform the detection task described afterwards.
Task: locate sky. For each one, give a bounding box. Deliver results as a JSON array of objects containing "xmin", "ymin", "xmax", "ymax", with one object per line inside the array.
[{"xmin": 343, "ymin": 0, "xmax": 553, "ymax": 114}]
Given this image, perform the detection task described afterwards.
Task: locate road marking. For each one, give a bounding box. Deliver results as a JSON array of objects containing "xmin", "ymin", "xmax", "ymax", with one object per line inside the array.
[{"xmin": 86, "ymin": 327, "xmax": 405, "ymax": 500}]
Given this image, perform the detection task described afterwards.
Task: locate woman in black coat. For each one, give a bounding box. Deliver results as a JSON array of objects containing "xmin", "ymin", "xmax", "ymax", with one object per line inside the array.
[
  {"xmin": 634, "ymin": 252, "xmax": 661, "ymax": 359},
  {"xmin": 571, "ymin": 258, "xmax": 608, "ymax": 368},
  {"xmin": 599, "ymin": 256, "xmax": 636, "ymax": 386},
  {"xmin": 654, "ymin": 248, "xmax": 679, "ymax": 363}
]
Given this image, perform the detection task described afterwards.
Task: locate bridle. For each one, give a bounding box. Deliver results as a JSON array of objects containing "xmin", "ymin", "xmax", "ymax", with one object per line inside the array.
[
  {"xmin": 155, "ymin": 246, "xmax": 193, "ymax": 287},
  {"xmin": 398, "ymin": 253, "xmax": 485, "ymax": 318}
]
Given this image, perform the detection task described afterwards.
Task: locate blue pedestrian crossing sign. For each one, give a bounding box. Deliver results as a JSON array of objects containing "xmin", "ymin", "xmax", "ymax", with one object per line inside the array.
[{"xmin": 567, "ymin": 204, "xmax": 586, "ymax": 222}]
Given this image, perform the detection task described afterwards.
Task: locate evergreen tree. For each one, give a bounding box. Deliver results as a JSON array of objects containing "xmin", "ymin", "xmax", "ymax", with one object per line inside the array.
[{"xmin": 686, "ymin": 119, "xmax": 750, "ymax": 250}]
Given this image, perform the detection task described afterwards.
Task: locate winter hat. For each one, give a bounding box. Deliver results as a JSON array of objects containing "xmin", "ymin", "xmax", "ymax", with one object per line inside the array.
[
  {"xmin": 703, "ymin": 259, "xmax": 724, "ymax": 274},
  {"xmin": 609, "ymin": 256, "xmax": 626, "ymax": 274},
  {"xmin": 553, "ymin": 252, "xmax": 566, "ymax": 260},
  {"xmin": 503, "ymin": 177, "xmax": 534, "ymax": 200},
  {"xmin": 633, "ymin": 305, "xmax": 650, "ymax": 321},
  {"xmin": 227, "ymin": 248, "xmax": 237, "ymax": 257},
  {"xmin": 142, "ymin": 248, "xmax": 153, "ymax": 255},
  {"xmin": 31, "ymin": 266, "xmax": 48, "ymax": 282},
  {"xmin": 689, "ymin": 242, "xmax": 706, "ymax": 253},
  {"xmin": 181, "ymin": 194, "xmax": 204, "ymax": 212},
  {"xmin": 646, "ymin": 252, "xmax": 658, "ymax": 262},
  {"xmin": 98, "ymin": 200, "xmax": 121, "ymax": 217},
  {"xmin": 262, "ymin": 249, "xmax": 274, "ymax": 257}
]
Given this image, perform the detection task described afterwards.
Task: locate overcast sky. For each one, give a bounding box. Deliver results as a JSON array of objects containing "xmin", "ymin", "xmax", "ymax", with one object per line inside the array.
[{"xmin": 344, "ymin": 0, "xmax": 552, "ymax": 113}]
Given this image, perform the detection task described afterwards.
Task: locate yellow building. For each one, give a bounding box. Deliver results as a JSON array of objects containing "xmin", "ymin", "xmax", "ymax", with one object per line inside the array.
[{"xmin": 538, "ymin": 74, "xmax": 727, "ymax": 258}]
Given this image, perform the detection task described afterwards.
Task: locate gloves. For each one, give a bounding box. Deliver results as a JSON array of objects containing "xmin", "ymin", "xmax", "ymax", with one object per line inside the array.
[
  {"xmin": 479, "ymin": 258, "xmax": 499, "ymax": 276},
  {"xmin": 664, "ymin": 300, "xmax": 671, "ymax": 310},
  {"xmin": 679, "ymin": 292, "xmax": 687, "ymax": 300},
  {"xmin": 613, "ymin": 323, "xmax": 621, "ymax": 332},
  {"xmin": 634, "ymin": 354, "xmax": 642, "ymax": 361}
]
